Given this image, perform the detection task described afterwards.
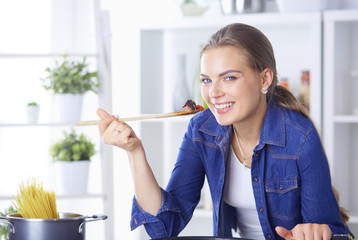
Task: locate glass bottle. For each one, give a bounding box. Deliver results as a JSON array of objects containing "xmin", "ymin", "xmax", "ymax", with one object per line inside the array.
[
  {"xmin": 173, "ymin": 54, "xmax": 191, "ymax": 112},
  {"xmin": 192, "ymin": 61, "xmax": 205, "ymax": 108}
]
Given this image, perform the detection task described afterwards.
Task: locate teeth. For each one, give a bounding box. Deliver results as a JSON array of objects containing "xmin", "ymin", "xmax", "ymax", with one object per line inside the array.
[{"xmin": 214, "ymin": 103, "xmax": 232, "ymax": 110}]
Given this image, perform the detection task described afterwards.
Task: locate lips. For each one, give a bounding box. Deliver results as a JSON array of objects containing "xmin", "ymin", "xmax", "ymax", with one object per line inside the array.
[
  {"xmin": 212, "ymin": 102, "xmax": 234, "ymax": 114},
  {"xmin": 214, "ymin": 102, "xmax": 232, "ymax": 110}
]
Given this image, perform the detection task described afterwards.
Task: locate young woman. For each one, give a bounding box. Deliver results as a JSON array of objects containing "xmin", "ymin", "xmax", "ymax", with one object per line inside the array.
[{"xmin": 97, "ymin": 23, "xmax": 350, "ymax": 239}]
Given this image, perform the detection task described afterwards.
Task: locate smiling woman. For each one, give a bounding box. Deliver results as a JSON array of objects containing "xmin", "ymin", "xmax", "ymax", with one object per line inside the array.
[{"xmin": 97, "ymin": 22, "xmax": 352, "ymax": 240}]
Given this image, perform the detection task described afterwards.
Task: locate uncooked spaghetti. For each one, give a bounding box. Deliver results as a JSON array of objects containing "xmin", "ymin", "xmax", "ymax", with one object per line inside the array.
[{"xmin": 12, "ymin": 179, "xmax": 59, "ymax": 219}]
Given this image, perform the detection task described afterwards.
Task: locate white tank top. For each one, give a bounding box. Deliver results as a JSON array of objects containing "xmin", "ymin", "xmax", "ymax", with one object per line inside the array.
[{"xmin": 223, "ymin": 146, "xmax": 265, "ymax": 239}]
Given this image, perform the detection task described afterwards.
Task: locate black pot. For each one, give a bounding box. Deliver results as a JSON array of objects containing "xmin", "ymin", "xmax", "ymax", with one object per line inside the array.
[
  {"xmin": 153, "ymin": 237, "xmax": 251, "ymax": 240},
  {"xmin": 153, "ymin": 234, "xmax": 349, "ymax": 240},
  {"xmin": 0, "ymin": 212, "xmax": 107, "ymax": 240}
]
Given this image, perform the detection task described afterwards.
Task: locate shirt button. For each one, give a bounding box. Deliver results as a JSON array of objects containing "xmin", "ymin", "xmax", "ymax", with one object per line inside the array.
[
  {"xmin": 259, "ymin": 208, "xmax": 264, "ymax": 213},
  {"xmin": 254, "ymin": 177, "xmax": 258, "ymax": 182},
  {"xmin": 267, "ymin": 235, "xmax": 272, "ymax": 239}
]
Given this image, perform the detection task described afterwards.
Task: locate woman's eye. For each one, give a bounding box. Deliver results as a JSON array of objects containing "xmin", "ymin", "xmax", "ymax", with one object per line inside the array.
[
  {"xmin": 201, "ymin": 78, "xmax": 211, "ymax": 84},
  {"xmin": 225, "ymin": 76, "xmax": 237, "ymax": 81}
]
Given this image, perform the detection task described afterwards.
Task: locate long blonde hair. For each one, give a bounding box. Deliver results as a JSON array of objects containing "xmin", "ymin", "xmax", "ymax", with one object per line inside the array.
[{"xmin": 201, "ymin": 23, "xmax": 349, "ymax": 224}]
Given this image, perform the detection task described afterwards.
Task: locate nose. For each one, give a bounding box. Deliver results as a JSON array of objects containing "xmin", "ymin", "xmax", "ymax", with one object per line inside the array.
[{"xmin": 209, "ymin": 81, "xmax": 223, "ymax": 99}]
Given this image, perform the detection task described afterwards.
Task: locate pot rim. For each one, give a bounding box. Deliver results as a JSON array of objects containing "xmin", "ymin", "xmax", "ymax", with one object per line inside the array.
[{"xmin": 4, "ymin": 212, "xmax": 86, "ymax": 222}]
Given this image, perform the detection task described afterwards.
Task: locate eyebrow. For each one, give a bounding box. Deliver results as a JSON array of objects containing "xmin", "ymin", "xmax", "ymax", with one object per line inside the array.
[{"xmin": 200, "ymin": 70, "xmax": 242, "ymax": 78}]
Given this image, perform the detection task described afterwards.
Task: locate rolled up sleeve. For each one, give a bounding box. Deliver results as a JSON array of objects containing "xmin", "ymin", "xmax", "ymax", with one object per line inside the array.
[{"xmin": 130, "ymin": 188, "xmax": 187, "ymax": 239}]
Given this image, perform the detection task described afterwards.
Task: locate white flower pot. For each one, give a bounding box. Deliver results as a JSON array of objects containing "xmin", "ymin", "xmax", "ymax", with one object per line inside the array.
[
  {"xmin": 55, "ymin": 94, "xmax": 83, "ymax": 123},
  {"xmin": 26, "ymin": 106, "xmax": 40, "ymax": 124},
  {"xmin": 55, "ymin": 161, "xmax": 90, "ymax": 195}
]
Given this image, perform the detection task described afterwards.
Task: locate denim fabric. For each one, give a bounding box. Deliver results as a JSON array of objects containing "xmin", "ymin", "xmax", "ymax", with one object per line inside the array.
[{"xmin": 130, "ymin": 100, "xmax": 347, "ymax": 239}]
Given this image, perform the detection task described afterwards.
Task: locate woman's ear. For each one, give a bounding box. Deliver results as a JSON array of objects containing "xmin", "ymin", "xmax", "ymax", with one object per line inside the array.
[{"xmin": 261, "ymin": 68, "xmax": 273, "ymax": 90}]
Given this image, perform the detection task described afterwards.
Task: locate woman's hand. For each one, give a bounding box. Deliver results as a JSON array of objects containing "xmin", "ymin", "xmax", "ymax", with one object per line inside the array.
[
  {"xmin": 276, "ymin": 224, "xmax": 331, "ymax": 240},
  {"xmin": 97, "ymin": 108, "xmax": 162, "ymax": 215},
  {"xmin": 96, "ymin": 108, "xmax": 142, "ymax": 153}
]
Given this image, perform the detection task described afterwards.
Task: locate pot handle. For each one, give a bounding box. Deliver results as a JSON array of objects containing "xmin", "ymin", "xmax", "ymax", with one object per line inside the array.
[
  {"xmin": 79, "ymin": 214, "xmax": 108, "ymax": 233},
  {"xmin": 0, "ymin": 217, "xmax": 15, "ymax": 234}
]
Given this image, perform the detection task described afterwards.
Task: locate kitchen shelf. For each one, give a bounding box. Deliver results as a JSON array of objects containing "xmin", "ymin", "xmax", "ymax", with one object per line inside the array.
[
  {"xmin": 141, "ymin": 11, "xmax": 323, "ymax": 131},
  {"xmin": 0, "ymin": 123, "xmax": 76, "ymax": 127},
  {"xmin": 0, "ymin": 53, "xmax": 98, "ymax": 58},
  {"xmin": 350, "ymin": 214, "xmax": 358, "ymax": 224},
  {"xmin": 323, "ymin": 10, "xmax": 358, "ymax": 236},
  {"xmin": 139, "ymin": 11, "xmax": 323, "ymax": 30},
  {"xmin": 0, "ymin": 2, "xmax": 114, "ymax": 239},
  {"xmin": 193, "ymin": 208, "xmax": 213, "ymax": 218},
  {"xmin": 334, "ymin": 115, "xmax": 358, "ymax": 123}
]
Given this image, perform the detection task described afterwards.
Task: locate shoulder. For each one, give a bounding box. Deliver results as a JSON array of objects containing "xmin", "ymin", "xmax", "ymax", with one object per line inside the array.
[
  {"xmin": 278, "ymin": 105, "xmax": 323, "ymax": 155},
  {"xmin": 267, "ymin": 99, "xmax": 316, "ymax": 136},
  {"xmin": 282, "ymin": 107, "xmax": 315, "ymax": 135},
  {"xmin": 262, "ymin": 101, "xmax": 321, "ymax": 152}
]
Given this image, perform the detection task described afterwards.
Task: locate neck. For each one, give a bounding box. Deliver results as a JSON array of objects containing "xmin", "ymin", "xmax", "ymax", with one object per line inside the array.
[{"xmin": 233, "ymin": 99, "xmax": 267, "ymax": 144}]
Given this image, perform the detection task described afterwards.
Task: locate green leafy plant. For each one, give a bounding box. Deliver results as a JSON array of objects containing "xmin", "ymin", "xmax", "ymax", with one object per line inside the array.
[
  {"xmin": 49, "ymin": 129, "xmax": 96, "ymax": 162},
  {"xmin": 41, "ymin": 55, "xmax": 99, "ymax": 94},
  {"xmin": 27, "ymin": 101, "xmax": 39, "ymax": 107},
  {"xmin": 0, "ymin": 206, "xmax": 17, "ymax": 240}
]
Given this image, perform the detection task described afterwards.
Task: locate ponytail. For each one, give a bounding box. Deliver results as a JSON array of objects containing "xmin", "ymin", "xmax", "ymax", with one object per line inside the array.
[
  {"xmin": 269, "ymin": 85, "xmax": 308, "ymax": 118},
  {"xmin": 333, "ymin": 186, "xmax": 350, "ymax": 225}
]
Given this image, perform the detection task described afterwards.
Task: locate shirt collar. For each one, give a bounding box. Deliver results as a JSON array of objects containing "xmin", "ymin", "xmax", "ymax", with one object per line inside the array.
[
  {"xmin": 198, "ymin": 109, "xmax": 230, "ymax": 139},
  {"xmin": 260, "ymin": 99, "xmax": 285, "ymax": 147}
]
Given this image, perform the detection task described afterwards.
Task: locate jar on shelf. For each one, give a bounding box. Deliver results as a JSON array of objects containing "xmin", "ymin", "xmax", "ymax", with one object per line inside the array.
[
  {"xmin": 279, "ymin": 77, "xmax": 289, "ymax": 89},
  {"xmin": 299, "ymin": 70, "xmax": 310, "ymax": 113}
]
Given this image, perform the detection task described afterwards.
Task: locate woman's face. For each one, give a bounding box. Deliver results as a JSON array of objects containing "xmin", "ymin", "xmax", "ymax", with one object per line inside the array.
[{"xmin": 200, "ymin": 45, "xmax": 267, "ymax": 126}]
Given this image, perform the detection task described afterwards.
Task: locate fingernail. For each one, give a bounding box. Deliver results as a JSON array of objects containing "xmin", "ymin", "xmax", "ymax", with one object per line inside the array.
[{"xmin": 113, "ymin": 115, "xmax": 119, "ymax": 119}]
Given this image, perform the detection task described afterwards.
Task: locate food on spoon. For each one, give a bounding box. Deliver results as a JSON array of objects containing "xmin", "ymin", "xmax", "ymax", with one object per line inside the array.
[
  {"xmin": 183, "ymin": 100, "xmax": 196, "ymax": 111},
  {"xmin": 182, "ymin": 99, "xmax": 204, "ymax": 112},
  {"xmin": 196, "ymin": 105, "xmax": 204, "ymax": 111}
]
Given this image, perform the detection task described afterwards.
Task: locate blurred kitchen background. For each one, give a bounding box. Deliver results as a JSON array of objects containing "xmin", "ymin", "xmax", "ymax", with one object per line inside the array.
[{"xmin": 1, "ymin": 0, "xmax": 358, "ymax": 239}]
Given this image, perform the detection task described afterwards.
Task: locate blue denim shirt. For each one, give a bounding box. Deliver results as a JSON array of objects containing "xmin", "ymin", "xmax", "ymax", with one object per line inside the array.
[{"xmin": 130, "ymin": 100, "xmax": 346, "ymax": 239}]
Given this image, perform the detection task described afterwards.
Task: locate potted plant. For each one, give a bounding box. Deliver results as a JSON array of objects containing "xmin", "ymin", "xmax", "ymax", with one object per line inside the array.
[
  {"xmin": 181, "ymin": 0, "xmax": 208, "ymax": 16},
  {"xmin": 41, "ymin": 54, "xmax": 99, "ymax": 123},
  {"xmin": 26, "ymin": 101, "xmax": 40, "ymax": 124},
  {"xmin": 49, "ymin": 128, "xmax": 96, "ymax": 195},
  {"xmin": 0, "ymin": 206, "xmax": 17, "ymax": 240}
]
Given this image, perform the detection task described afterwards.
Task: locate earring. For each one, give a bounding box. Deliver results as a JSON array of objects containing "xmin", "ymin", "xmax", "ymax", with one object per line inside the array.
[{"xmin": 262, "ymin": 87, "xmax": 268, "ymax": 94}]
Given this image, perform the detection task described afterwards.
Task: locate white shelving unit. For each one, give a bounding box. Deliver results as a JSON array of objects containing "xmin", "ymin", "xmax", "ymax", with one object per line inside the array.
[
  {"xmin": 0, "ymin": 1, "xmax": 114, "ymax": 239},
  {"xmin": 136, "ymin": 11, "xmax": 323, "ymax": 238},
  {"xmin": 323, "ymin": 9, "xmax": 358, "ymax": 235}
]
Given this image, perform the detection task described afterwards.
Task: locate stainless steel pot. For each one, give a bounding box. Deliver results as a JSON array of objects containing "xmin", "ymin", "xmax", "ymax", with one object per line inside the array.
[
  {"xmin": 221, "ymin": 0, "xmax": 265, "ymax": 14},
  {"xmin": 0, "ymin": 212, "xmax": 107, "ymax": 240}
]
